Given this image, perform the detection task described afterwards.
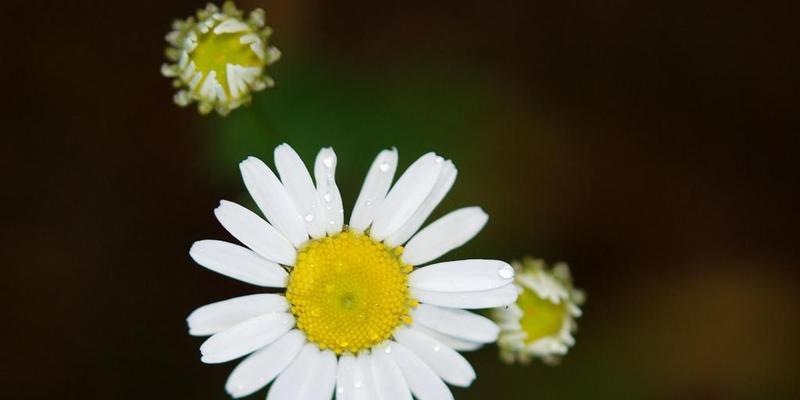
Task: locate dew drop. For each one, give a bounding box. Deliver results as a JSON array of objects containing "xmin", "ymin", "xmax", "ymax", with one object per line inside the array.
[
  {"xmin": 323, "ymin": 192, "xmax": 333, "ymax": 202},
  {"xmin": 433, "ymin": 345, "xmax": 441, "ymax": 352},
  {"xmin": 379, "ymin": 161, "xmax": 391, "ymax": 172},
  {"xmin": 304, "ymin": 214, "xmax": 314, "ymax": 222},
  {"xmin": 323, "ymin": 156, "xmax": 334, "ymax": 168},
  {"xmin": 498, "ymin": 264, "xmax": 514, "ymax": 279}
]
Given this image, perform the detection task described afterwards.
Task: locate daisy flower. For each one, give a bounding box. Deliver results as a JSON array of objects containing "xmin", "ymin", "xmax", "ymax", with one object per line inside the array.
[
  {"xmin": 161, "ymin": 1, "xmax": 280, "ymax": 115},
  {"xmin": 187, "ymin": 144, "xmax": 517, "ymax": 399},
  {"xmin": 491, "ymin": 258, "xmax": 585, "ymax": 365}
]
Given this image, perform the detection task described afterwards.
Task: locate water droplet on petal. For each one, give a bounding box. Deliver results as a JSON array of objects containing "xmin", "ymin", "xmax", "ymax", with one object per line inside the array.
[
  {"xmin": 379, "ymin": 161, "xmax": 391, "ymax": 172},
  {"xmin": 323, "ymin": 192, "xmax": 332, "ymax": 202},
  {"xmin": 323, "ymin": 156, "xmax": 334, "ymax": 168},
  {"xmin": 498, "ymin": 264, "xmax": 515, "ymax": 279},
  {"xmin": 433, "ymin": 344, "xmax": 441, "ymax": 352},
  {"xmin": 304, "ymin": 214, "xmax": 314, "ymax": 222}
]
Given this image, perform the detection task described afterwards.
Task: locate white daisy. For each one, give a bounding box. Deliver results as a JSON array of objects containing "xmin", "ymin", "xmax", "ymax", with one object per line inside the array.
[
  {"xmin": 491, "ymin": 258, "xmax": 585, "ymax": 365},
  {"xmin": 187, "ymin": 144, "xmax": 517, "ymax": 399}
]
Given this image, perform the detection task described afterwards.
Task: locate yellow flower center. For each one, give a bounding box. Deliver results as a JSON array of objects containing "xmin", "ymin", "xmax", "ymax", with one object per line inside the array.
[
  {"xmin": 190, "ymin": 20, "xmax": 264, "ymax": 98},
  {"xmin": 518, "ymin": 288, "xmax": 568, "ymax": 343},
  {"xmin": 286, "ymin": 231, "xmax": 415, "ymax": 354}
]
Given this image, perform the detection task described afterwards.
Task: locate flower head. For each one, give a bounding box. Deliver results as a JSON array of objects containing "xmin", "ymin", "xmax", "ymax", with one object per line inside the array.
[
  {"xmin": 491, "ymin": 257, "xmax": 585, "ymax": 365},
  {"xmin": 161, "ymin": 1, "xmax": 280, "ymax": 115},
  {"xmin": 187, "ymin": 144, "xmax": 517, "ymax": 398}
]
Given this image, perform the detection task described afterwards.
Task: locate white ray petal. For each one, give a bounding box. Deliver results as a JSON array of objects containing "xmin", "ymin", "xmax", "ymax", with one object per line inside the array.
[
  {"xmin": 409, "ymin": 259, "xmax": 514, "ymax": 292},
  {"xmin": 371, "ymin": 344, "xmax": 412, "ymax": 400},
  {"xmin": 412, "ymin": 284, "xmax": 518, "ymax": 309},
  {"xmin": 187, "ymin": 294, "xmax": 288, "ymax": 336},
  {"xmin": 213, "ymin": 200, "xmax": 297, "ymax": 265},
  {"xmin": 411, "ymin": 304, "xmax": 499, "ymax": 343},
  {"xmin": 387, "ymin": 341, "xmax": 453, "ymax": 400},
  {"xmin": 200, "ymin": 312, "xmax": 295, "ymax": 364},
  {"xmin": 298, "ymin": 350, "xmax": 337, "ymax": 400},
  {"xmin": 225, "ymin": 330, "xmax": 305, "ymax": 398},
  {"xmin": 385, "ymin": 161, "xmax": 457, "ymax": 247},
  {"xmin": 401, "ymin": 207, "xmax": 489, "ymax": 266},
  {"xmin": 213, "ymin": 19, "xmax": 249, "ymax": 34},
  {"xmin": 353, "ymin": 352, "xmax": 379, "ymax": 400},
  {"xmin": 336, "ymin": 354, "xmax": 356, "ymax": 400},
  {"xmin": 274, "ymin": 144, "xmax": 327, "ymax": 239},
  {"xmin": 370, "ymin": 153, "xmax": 443, "ymax": 241},
  {"xmin": 349, "ymin": 149, "xmax": 398, "ymax": 232},
  {"xmin": 315, "ymin": 147, "xmax": 344, "ymax": 234},
  {"xmin": 266, "ymin": 343, "xmax": 318, "ymax": 400},
  {"xmin": 190, "ymin": 239, "xmax": 290, "ymax": 285},
  {"xmin": 392, "ymin": 327, "xmax": 475, "ymax": 387},
  {"xmin": 412, "ymin": 324, "xmax": 483, "ymax": 352},
  {"xmin": 240, "ymin": 156, "xmax": 309, "ymax": 247}
]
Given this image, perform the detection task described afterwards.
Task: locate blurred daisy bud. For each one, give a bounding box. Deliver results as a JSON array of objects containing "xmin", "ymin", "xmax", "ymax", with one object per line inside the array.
[
  {"xmin": 491, "ymin": 257, "xmax": 585, "ymax": 365},
  {"xmin": 161, "ymin": 1, "xmax": 281, "ymax": 115}
]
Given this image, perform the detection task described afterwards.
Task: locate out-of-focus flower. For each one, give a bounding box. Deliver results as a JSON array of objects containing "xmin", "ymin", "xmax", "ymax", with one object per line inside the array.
[
  {"xmin": 161, "ymin": 1, "xmax": 280, "ymax": 115},
  {"xmin": 186, "ymin": 144, "xmax": 517, "ymax": 398},
  {"xmin": 491, "ymin": 257, "xmax": 585, "ymax": 365}
]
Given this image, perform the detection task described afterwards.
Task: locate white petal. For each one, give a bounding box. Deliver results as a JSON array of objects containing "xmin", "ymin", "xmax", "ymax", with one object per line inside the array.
[
  {"xmin": 200, "ymin": 312, "xmax": 295, "ymax": 364},
  {"xmin": 387, "ymin": 341, "xmax": 453, "ymax": 400},
  {"xmin": 371, "ymin": 153, "xmax": 444, "ymax": 241},
  {"xmin": 370, "ymin": 345, "xmax": 412, "ymax": 400},
  {"xmin": 190, "ymin": 239, "xmax": 291, "ymax": 285},
  {"xmin": 409, "ymin": 259, "xmax": 514, "ymax": 292},
  {"xmin": 412, "ymin": 284, "xmax": 518, "ymax": 309},
  {"xmin": 213, "ymin": 201, "xmax": 296, "ymax": 266},
  {"xmin": 385, "ymin": 161, "xmax": 457, "ymax": 247},
  {"xmin": 336, "ymin": 354, "xmax": 356, "ymax": 400},
  {"xmin": 298, "ymin": 350, "xmax": 337, "ymax": 400},
  {"xmin": 315, "ymin": 147, "xmax": 344, "ymax": 235},
  {"xmin": 349, "ymin": 149, "xmax": 398, "ymax": 232},
  {"xmin": 411, "ymin": 304, "xmax": 499, "ymax": 343},
  {"xmin": 225, "ymin": 330, "xmax": 305, "ymax": 398},
  {"xmin": 274, "ymin": 144, "xmax": 327, "ymax": 239},
  {"xmin": 401, "ymin": 207, "xmax": 488, "ymax": 266},
  {"xmin": 392, "ymin": 327, "xmax": 475, "ymax": 387},
  {"xmin": 187, "ymin": 294, "xmax": 289, "ymax": 336},
  {"xmin": 353, "ymin": 352, "xmax": 379, "ymax": 400},
  {"xmin": 267, "ymin": 343, "xmax": 318, "ymax": 400},
  {"xmin": 412, "ymin": 325, "xmax": 483, "ymax": 352},
  {"xmin": 240, "ymin": 156, "xmax": 309, "ymax": 247}
]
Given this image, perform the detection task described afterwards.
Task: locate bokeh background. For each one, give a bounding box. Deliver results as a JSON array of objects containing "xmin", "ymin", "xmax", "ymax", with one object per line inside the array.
[{"xmin": 5, "ymin": 0, "xmax": 799, "ymax": 398}]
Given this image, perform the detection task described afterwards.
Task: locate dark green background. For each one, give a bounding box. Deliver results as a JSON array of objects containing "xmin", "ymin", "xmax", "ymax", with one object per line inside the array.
[{"xmin": 5, "ymin": 0, "xmax": 799, "ymax": 398}]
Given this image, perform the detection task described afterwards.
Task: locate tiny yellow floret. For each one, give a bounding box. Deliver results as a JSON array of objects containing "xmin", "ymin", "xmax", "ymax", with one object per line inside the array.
[{"xmin": 286, "ymin": 231, "xmax": 415, "ymax": 354}]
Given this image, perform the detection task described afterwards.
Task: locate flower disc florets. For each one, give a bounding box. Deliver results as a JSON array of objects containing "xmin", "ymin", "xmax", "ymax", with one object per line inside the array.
[{"xmin": 161, "ymin": 1, "xmax": 280, "ymax": 115}]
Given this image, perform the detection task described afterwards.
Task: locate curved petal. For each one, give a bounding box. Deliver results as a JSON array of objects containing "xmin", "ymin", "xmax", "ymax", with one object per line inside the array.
[
  {"xmin": 315, "ymin": 147, "xmax": 344, "ymax": 234},
  {"xmin": 274, "ymin": 144, "xmax": 327, "ymax": 239},
  {"xmin": 299, "ymin": 349, "xmax": 337, "ymax": 400},
  {"xmin": 401, "ymin": 207, "xmax": 488, "ymax": 266},
  {"xmin": 349, "ymin": 149, "xmax": 398, "ymax": 232},
  {"xmin": 187, "ymin": 294, "xmax": 289, "ymax": 336},
  {"xmin": 412, "ymin": 325, "xmax": 483, "ymax": 352},
  {"xmin": 412, "ymin": 284, "xmax": 518, "ymax": 309},
  {"xmin": 336, "ymin": 354, "xmax": 356, "ymax": 400},
  {"xmin": 200, "ymin": 312, "xmax": 295, "ymax": 364},
  {"xmin": 213, "ymin": 201, "xmax": 296, "ymax": 266},
  {"xmin": 240, "ymin": 156, "xmax": 308, "ymax": 247},
  {"xmin": 189, "ymin": 239, "xmax": 290, "ymax": 286},
  {"xmin": 411, "ymin": 304, "xmax": 499, "ymax": 343},
  {"xmin": 354, "ymin": 352, "xmax": 379, "ymax": 400},
  {"xmin": 267, "ymin": 343, "xmax": 318, "ymax": 400},
  {"xmin": 385, "ymin": 161, "xmax": 457, "ymax": 247},
  {"xmin": 392, "ymin": 327, "xmax": 475, "ymax": 387},
  {"xmin": 371, "ymin": 153, "xmax": 443, "ymax": 241},
  {"xmin": 225, "ymin": 330, "xmax": 305, "ymax": 398},
  {"xmin": 387, "ymin": 341, "xmax": 453, "ymax": 400},
  {"xmin": 370, "ymin": 344, "xmax": 412, "ymax": 400},
  {"xmin": 409, "ymin": 259, "xmax": 514, "ymax": 292}
]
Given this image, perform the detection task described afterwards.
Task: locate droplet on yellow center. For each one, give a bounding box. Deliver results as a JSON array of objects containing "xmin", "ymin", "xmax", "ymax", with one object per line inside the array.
[{"xmin": 286, "ymin": 230, "xmax": 414, "ymax": 354}]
